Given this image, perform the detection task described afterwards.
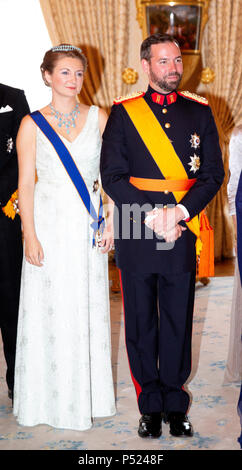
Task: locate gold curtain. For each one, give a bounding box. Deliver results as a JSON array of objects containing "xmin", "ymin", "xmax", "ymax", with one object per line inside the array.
[
  {"xmin": 39, "ymin": 0, "xmax": 130, "ymax": 110},
  {"xmin": 202, "ymin": 0, "xmax": 242, "ymax": 260}
]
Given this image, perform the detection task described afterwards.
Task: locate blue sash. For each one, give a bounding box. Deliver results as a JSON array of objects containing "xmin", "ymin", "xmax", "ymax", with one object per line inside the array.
[
  {"xmin": 236, "ymin": 170, "xmax": 242, "ymax": 284},
  {"xmin": 30, "ymin": 110, "xmax": 104, "ymax": 246}
]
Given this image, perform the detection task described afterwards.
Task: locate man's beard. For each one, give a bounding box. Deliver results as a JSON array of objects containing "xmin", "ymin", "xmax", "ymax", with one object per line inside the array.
[{"xmin": 150, "ymin": 69, "xmax": 182, "ymax": 92}]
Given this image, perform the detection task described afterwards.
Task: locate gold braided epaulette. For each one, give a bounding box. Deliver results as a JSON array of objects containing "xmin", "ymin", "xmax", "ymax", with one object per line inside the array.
[
  {"xmin": 178, "ymin": 91, "xmax": 208, "ymax": 106},
  {"xmin": 113, "ymin": 91, "xmax": 145, "ymax": 105}
]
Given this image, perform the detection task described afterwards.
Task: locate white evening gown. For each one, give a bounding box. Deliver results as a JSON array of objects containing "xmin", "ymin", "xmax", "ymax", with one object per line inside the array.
[
  {"xmin": 13, "ymin": 106, "xmax": 116, "ymax": 430},
  {"xmin": 224, "ymin": 126, "xmax": 242, "ymax": 383}
]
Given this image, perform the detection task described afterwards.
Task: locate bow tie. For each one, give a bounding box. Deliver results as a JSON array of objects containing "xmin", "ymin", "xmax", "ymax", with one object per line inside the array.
[{"xmin": 151, "ymin": 91, "xmax": 177, "ymax": 106}]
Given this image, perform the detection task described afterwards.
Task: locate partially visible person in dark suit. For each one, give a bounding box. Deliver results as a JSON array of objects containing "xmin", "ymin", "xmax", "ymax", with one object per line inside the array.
[{"xmin": 0, "ymin": 83, "xmax": 30, "ymax": 400}]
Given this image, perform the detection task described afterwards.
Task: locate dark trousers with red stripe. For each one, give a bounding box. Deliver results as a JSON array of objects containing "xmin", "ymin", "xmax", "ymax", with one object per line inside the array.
[{"xmin": 119, "ymin": 269, "xmax": 196, "ymax": 415}]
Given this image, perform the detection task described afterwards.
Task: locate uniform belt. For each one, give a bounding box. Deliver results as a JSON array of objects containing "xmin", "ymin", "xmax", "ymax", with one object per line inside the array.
[{"xmin": 129, "ymin": 176, "xmax": 197, "ymax": 192}]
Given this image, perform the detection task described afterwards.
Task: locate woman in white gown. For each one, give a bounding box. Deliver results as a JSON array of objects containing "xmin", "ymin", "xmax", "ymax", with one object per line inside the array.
[
  {"xmin": 224, "ymin": 126, "xmax": 242, "ymax": 384},
  {"xmin": 13, "ymin": 45, "xmax": 116, "ymax": 430}
]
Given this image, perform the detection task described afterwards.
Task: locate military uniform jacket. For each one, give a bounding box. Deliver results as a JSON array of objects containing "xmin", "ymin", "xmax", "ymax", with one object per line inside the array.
[
  {"xmin": 0, "ymin": 83, "xmax": 30, "ymax": 213},
  {"xmin": 100, "ymin": 86, "xmax": 224, "ymax": 274}
]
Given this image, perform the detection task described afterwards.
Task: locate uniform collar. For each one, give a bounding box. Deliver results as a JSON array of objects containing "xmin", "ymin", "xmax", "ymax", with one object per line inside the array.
[{"xmin": 146, "ymin": 85, "xmax": 177, "ymax": 106}]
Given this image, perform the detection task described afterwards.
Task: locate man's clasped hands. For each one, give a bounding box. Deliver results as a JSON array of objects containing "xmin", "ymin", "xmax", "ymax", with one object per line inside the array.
[{"xmin": 145, "ymin": 206, "xmax": 187, "ymax": 242}]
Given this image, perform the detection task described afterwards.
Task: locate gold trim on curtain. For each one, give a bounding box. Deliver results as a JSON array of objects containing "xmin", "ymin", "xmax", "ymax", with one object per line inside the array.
[
  {"xmin": 202, "ymin": 0, "xmax": 242, "ymax": 260},
  {"xmin": 39, "ymin": 0, "xmax": 130, "ymax": 111}
]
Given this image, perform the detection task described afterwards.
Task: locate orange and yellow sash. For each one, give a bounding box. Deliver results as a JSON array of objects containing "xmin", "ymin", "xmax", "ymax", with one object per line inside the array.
[
  {"xmin": 122, "ymin": 97, "xmax": 203, "ymax": 256},
  {"xmin": 2, "ymin": 190, "xmax": 19, "ymax": 219}
]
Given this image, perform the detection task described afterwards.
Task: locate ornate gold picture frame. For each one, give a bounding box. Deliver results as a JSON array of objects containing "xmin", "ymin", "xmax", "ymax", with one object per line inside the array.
[{"xmin": 136, "ymin": 0, "xmax": 209, "ymax": 54}]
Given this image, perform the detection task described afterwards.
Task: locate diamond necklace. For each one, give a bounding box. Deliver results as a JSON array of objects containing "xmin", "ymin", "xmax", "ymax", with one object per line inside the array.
[{"xmin": 49, "ymin": 103, "xmax": 80, "ymax": 135}]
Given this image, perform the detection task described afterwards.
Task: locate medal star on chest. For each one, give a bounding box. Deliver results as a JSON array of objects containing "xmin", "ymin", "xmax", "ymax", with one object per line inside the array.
[
  {"xmin": 190, "ymin": 132, "xmax": 200, "ymax": 149},
  {"xmin": 6, "ymin": 137, "xmax": 13, "ymax": 153},
  {"xmin": 188, "ymin": 154, "xmax": 200, "ymax": 173}
]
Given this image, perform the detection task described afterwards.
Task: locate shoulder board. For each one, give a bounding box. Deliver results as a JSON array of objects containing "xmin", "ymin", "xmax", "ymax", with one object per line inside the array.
[
  {"xmin": 178, "ymin": 91, "xmax": 208, "ymax": 106},
  {"xmin": 113, "ymin": 91, "xmax": 145, "ymax": 105}
]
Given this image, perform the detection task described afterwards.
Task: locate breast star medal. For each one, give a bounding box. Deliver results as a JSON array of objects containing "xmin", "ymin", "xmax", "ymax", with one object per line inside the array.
[
  {"xmin": 190, "ymin": 133, "xmax": 200, "ymax": 149},
  {"xmin": 188, "ymin": 154, "xmax": 200, "ymax": 173},
  {"xmin": 6, "ymin": 137, "xmax": 13, "ymax": 153}
]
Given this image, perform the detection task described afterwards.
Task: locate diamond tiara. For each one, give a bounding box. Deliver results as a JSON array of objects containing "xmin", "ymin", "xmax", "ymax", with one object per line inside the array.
[{"xmin": 51, "ymin": 45, "xmax": 83, "ymax": 54}]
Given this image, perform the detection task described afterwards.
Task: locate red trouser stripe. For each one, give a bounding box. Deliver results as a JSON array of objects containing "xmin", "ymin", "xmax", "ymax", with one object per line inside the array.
[{"xmin": 118, "ymin": 269, "xmax": 142, "ymax": 400}]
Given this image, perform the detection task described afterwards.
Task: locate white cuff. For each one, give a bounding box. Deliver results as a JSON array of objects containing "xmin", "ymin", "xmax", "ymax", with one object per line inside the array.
[{"xmin": 176, "ymin": 204, "xmax": 190, "ymax": 221}]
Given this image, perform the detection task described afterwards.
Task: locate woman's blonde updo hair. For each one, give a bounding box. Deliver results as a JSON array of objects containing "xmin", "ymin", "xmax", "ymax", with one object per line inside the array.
[{"xmin": 40, "ymin": 44, "xmax": 88, "ymax": 86}]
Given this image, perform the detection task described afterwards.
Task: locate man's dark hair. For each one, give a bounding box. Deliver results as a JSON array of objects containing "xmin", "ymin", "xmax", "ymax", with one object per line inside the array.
[{"xmin": 140, "ymin": 33, "xmax": 180, "ymax": 62}]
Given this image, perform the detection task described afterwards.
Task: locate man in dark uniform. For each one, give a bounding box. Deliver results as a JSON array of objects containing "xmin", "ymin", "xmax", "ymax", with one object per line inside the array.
[
  {"xmin": 100, "ymin": 34, "xmax": 224, "ymax": 438},
  {"xmin": 0, "ymin": 83, "xmax": 30, "ymax": 400}
]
